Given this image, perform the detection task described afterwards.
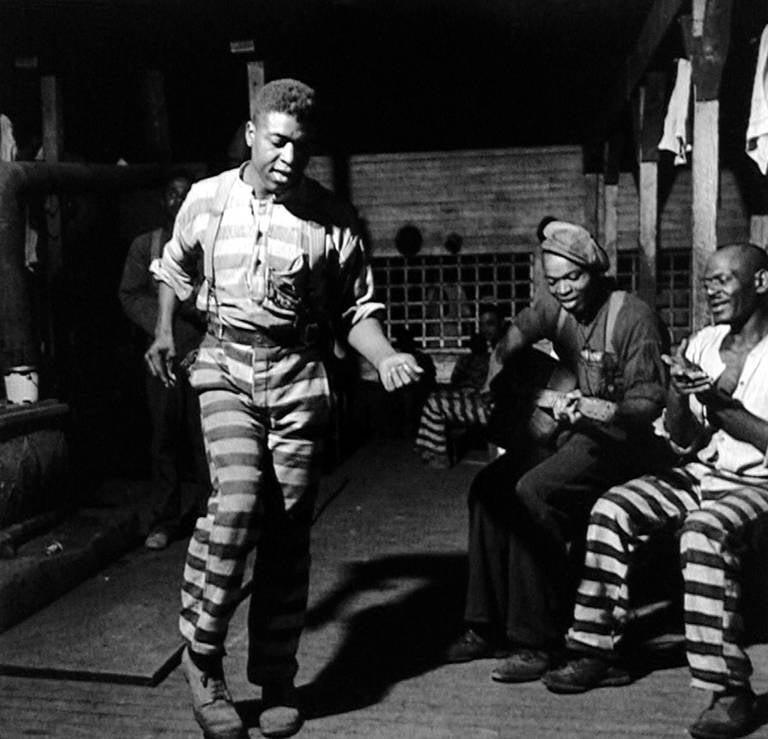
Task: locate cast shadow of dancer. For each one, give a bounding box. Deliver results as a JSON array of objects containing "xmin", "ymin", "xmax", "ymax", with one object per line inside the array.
[{"xmin": 238, "ymin": 552, "xmax": 466, "ymax": 723}]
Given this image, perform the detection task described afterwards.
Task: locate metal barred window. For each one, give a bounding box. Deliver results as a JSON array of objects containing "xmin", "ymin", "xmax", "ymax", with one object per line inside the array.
[
  {"xmin": 616, "ymin": 250, "xmax": 692, "ymax": 346},
  {"xmin": 371, "ymin": 253, "xmax": 533, "ymax": 351}
]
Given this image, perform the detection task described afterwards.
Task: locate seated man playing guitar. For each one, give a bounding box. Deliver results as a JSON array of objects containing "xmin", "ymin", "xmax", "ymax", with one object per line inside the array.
[{"xmin": 445, "ymin": 219, "xmax": 673, "ymax": 685}]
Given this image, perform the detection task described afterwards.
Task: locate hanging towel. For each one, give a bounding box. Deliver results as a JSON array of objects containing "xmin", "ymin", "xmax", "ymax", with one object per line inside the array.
[
  {"xmin": 0, "ymin": 114, "xmax": 17, "ymax": 162},
  {"xmin": 747, "ymin": 25, "xmax": 768, "ymax": 175},
  {"xmin": 658, "ymin": 59, "xmax": 692, "ymax": 165}
]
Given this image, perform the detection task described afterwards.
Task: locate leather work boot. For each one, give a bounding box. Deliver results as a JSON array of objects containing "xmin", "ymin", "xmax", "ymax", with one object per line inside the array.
[
  {"xmin": 259, "ymin": 682, "xmax": 303, "ymax": 738},
  {"xmin": 491, "ymin": 648, "xmax": 552, "ymax": 683},
  {"xmin": 444, "ymin": 627, "xmax": 509, "ymax": 663},
  {"xmin": 542, "ymin": 655, "xmax": 631, "ymax": 694},
  {"xmin": 181, "ymin": 647, "xmax": 246, "ymax": 739},
  {"xmin": 688, "ymin": 688, "xmax": 756, "ymax": 739}
]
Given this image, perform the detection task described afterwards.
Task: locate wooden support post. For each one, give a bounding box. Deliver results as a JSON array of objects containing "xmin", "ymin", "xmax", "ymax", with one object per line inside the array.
[
  {"xmin": 583, "ymin": 173, "xmax": 600, "ymax": 239},
  {"xmin": 603, "ymin": 131, "xmax": 623, "ymax": 277},
  {"xmin": 634, "ymin": 72, "xmax": 666, "ymax": 307},
  {"xmin": 247, "ymin": 61, "xmax": 265, "ymax": 121},
  {"xmin": 688, "ymin": 0, "xmax": 733, "ymax": 329},
  {"xmin": 41, "ymin": 74, "xmax": 63, "ymax": 276},
  {"xmin": 140, "ymin": 70, "xmax": 171, "ymax": 162},
  {"xmin": 41, "ymin": 75, "xmax": 63, "ymax": 163},
  {"xmin": 750, "ymin": 215, "xmax": 768, "ymax": 248}
]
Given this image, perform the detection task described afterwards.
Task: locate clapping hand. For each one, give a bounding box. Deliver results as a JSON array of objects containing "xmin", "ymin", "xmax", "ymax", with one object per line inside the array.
[{"xmin": 662, "ymin": 339, "xmax": 713, "ymax": 396}]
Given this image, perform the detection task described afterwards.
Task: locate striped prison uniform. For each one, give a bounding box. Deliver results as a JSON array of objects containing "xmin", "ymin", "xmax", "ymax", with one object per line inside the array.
[
  {"xmin": 414, "ymin": 388, "xmax": 491, "ymax": 466},
  {"xmin": 152, "ymin": 165, "xmax": 384, "ymax": 683},
  {"xmin": 567, "ymin": 324, "xmax": 768, "ymax": 693}
]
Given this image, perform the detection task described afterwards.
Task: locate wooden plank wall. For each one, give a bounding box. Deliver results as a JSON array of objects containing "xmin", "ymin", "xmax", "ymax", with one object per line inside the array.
[
  {"xmin": 306, "ymin": 146, "xmax": 586, "ymax": 255},
  {"xmin": 307, "ymin": 147, "xmax": 750, "ymax": 257},
  {"xmin": 617, "ymin": 168, "xmax": 749, "ymax": 251}
]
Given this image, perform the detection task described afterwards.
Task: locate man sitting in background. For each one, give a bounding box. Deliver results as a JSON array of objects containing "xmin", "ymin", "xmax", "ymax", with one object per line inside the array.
[
  {"xmin": 414, "ymin": 304, "xmax": 504, "ymax": 468},
  {"xmin": 444, "ymin": 220, "xmax": 672, "ymax": 685},
  {"xmin": 543, "ymin": 243, "xmax": 768, "ymax": 739}
]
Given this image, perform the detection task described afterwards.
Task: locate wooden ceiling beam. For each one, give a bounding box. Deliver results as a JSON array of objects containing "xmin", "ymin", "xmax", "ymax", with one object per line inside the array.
[{"xmin": 597, "ymin": 0, "xmax": 686, "ymax": 139}]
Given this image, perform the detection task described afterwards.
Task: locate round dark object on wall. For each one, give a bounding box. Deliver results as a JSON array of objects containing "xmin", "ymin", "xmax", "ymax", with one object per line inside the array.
[{"xmin": 395, "ymin": 224, "xmax": 423, "ymax": 257}]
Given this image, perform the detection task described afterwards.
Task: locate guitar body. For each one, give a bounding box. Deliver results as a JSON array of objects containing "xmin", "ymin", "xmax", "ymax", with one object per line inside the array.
[{"xmin": 487, "ymin": 347, "xmax": 578, "ymax": 448}]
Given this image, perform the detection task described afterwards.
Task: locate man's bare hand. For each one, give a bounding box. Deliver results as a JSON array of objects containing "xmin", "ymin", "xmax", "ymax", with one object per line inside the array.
[
  {"xmin": 662, "ymin": 338, "xmax": 713, "ymax": 396},
  {"xmin": 145, "ymin": 331, "xmax": 177, "ymax": 387},
  {"xmin": 378, "ymin": 353, "xmax": 423, "ymax": 392},
  {"xmin": 552, "ymin": 389, "xmax": 583, "ymax": 425}
]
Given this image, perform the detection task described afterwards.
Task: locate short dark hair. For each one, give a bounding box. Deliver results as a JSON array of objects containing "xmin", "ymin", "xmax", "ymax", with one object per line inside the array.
[
  {"xmin": 716, "ymin": 242, "xmax": 768, "ymax": 273},
  {"xmin": 252, "ymin": 79, "xmax": 316, "ymax": 126},
  {"xmin": 479, "ymin": 303, "xmax": 502, "ymax": 319}
]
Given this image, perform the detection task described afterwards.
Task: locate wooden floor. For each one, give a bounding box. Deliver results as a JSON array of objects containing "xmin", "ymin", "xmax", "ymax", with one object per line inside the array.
[{"xmin": 3, "ymin": 438, "xmax": 768, "ymax": 738}]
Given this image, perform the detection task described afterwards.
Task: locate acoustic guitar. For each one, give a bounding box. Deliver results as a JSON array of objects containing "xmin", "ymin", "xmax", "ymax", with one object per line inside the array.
[{"xmin": 486, "ymin": 346, "xmax": 616, "ymax": 448}]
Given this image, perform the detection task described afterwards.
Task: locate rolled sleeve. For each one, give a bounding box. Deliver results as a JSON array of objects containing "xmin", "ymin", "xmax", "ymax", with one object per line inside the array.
[
  {"xmin": 337, "ymin": 230, "xmax": 385, "ymax": 329},
  {"xmin": 150, "ymin": 189, "xmax": 204, "ymax": 302}
]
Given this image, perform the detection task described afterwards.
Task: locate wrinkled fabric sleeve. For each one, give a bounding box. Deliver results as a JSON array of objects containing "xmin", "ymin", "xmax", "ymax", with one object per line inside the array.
[
  {"xmin": 511, "ymin": 296, "xmax": 559, "ymax": 343},
  {"xmin": 149, "ymin": 185, "xmax": 207, "ymax": 302},
  {"xmin": 613, "ymin": 305, "xmax": 668, "ymax": 428},
  {"xmin": 119, "ymin": 234, "xmax": 158, "ymax": 337},
  {"xmin": 337, "ymin": 226, "xmax": 385, "ymax": 333}
]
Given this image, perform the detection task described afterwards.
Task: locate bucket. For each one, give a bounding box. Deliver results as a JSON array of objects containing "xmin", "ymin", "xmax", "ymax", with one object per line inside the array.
[{"xmin": 3, "ymin": 365, "xmax": 39, "ymax": 404}]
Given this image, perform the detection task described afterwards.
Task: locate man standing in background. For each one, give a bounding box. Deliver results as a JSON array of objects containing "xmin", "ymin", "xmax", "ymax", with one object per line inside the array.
[{"xmin": 119, "ymin": 174, "xmax": 210, "ymax": 551}]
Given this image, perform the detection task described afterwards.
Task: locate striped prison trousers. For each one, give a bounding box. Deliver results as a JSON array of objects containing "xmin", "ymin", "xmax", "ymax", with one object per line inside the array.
[
  {"xmin": 180, "ymin": 334, "xmax": 330, "ymax": 684},
  {"xmin": 566, "ymin": 461, "xmax": 768, "ymax": 692},
  {"xmin": 414, "ymin": 388, "xmax": 491, "ymax": 465}
]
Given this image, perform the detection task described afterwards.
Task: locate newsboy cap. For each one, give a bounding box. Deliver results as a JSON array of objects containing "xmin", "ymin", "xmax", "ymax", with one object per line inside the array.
[{"xmin": 540, "ymin": 220, "xmax": 609, "ymax": 273}]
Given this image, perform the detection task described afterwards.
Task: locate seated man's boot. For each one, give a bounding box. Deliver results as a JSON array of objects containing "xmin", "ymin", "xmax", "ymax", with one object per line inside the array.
[
  {"xmin": 491, "ymin": 648, "xmax": 552, "ymax": 683},
  {"xmin": 259, "ymin": 682, "xmax": 303, "ymax": 738},
  {"xmin": 181, "ymin": 647, "xmax": 246, "ymax": 739},
  {"xmin": 445, "ymin": 627, "xmax": 509, "ymax": 663},
  {"xmin": 688, "ymin": 688, "xmax": 756, "ymax": 739},
  {"xmin": 542, "ymin": 654, "xmax": 631, "ymax": 694}
]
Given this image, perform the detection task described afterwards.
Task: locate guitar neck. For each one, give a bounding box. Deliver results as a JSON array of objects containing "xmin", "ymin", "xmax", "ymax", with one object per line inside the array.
[{"xmin": 535, "ymin": 389, "xmax": 617, "ymax": 423}]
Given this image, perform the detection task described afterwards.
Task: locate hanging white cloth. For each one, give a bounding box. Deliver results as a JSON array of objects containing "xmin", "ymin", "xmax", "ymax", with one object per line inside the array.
[
  {"xmin": 0, "ymin": 114, "xmax": 18, "ymax": 162},
  {"xmin": 746, "ymin": 25, "xmax": 768, "ymax": 175},
  {"xmin": 658, "ymin": 59, "xmax": 692, "ymax": 166}
]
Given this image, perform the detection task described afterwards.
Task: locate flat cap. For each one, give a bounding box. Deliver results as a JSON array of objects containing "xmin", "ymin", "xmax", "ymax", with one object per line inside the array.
[{"xmin": 541, "ymin": 220, "xmax": 609, "ymax": 273}]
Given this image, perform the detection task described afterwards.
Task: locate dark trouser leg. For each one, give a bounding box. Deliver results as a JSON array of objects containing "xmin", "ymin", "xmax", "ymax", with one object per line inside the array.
[
  {"xmin": 464, "ymin": 443, "xmax": 550, "ymax": 638},
  {"xmin": 246, "ymin": 476, "xmax": 316, "ymax": 686},
  {"xmin": 146, "ymin": 372, "xmax": 182, "ymax": 532},
  {"xmin": 504, "ymin": 432, "xmax": 660, "ymax": 647}
]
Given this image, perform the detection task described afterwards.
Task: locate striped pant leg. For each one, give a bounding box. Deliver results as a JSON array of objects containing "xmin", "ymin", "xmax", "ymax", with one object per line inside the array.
[
  {"xmin": 681, "ymin": 483, "xmax": 768, "ymax": 692},
  {"xmin": 247, "ymin": 350, "xmax": 330, "ymax": 684},
  {"xmin": 567, "ymin": 468, "xmax": 699, "ymax": 654},
  {"xmin": 414, "ymin": 388, "xmax": 489, "ymax": 461},
  {"xmin": 180, "ymin": 342, "xmax": 266, "ymax": 655}
]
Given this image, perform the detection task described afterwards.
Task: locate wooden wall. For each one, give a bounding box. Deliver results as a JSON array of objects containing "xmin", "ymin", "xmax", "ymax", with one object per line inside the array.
[{"xmin": 307, "ymin": 147, "xmax": 751, "ymax": 257}]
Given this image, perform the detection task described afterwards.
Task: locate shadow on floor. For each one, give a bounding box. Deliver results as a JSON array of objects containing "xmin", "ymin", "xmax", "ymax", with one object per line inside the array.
[{"xmin": 239, "ymin": 552, "xmax": 467, "ymax": 724}]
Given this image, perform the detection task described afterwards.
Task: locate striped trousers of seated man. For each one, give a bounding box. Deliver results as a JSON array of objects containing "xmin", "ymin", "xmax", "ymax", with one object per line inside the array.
[
  {"xmin": 414, "ymin": 388, "xmax": 491, "ymax": 466},
  {"xmin": 566, "ymin": 462, "xmax": 768, "ymax": 692},
  {"xmin": 180, "ymin": 335, "xmax": 330, "ymax": 684}
]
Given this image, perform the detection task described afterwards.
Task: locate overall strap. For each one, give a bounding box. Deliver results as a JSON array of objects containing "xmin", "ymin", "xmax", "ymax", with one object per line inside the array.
[
  {"xmin": 202, "ymin": 168, "xmax": 240, "ymax": 287},
  {"xmin": 604, "ymin": 290, "xmax": 627, "ymax": 355},
  {"xmin": 555, "ymin": 306, "xmax": 568, "ymax": 342},
  {"xmin": 149, "ymin": 228, "xmax": 165, "ymax": 262}
]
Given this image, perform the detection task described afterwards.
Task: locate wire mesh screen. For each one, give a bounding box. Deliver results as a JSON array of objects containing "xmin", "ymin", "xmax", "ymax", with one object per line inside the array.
[
  {"xmin": 371, "ymin": 252, "xmax": 533, "ymax": 350},
  {"xmin": 615, "ymin": 249, "xmax": 692, "ymax": 346}
]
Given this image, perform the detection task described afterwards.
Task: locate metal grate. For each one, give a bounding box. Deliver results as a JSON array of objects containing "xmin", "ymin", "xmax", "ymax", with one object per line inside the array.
[
  {"xmin": 615, "ymin": 250, "xmax": 692, "ymax": 346},
  {"xmin": 371, "ymin": 253, "xmax": 533, "ymax": 350}
]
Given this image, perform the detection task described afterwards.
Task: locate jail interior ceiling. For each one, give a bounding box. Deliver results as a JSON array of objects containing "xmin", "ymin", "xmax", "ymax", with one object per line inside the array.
[{"xmin": 5, "ymin": 0, "xmax": 764, "ymax": 161}]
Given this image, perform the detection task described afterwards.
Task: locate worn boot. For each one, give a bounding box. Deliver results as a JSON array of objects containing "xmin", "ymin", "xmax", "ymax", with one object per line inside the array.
[
  {"xmin": 688, "ymin": 688, "xmax": 756, "ymax": 739},
  {"xmin": 181, "ymin": 647, "xmax": 246, "ymax": 739},
  {"xmin": 259, "ymin": 682, "xmax": 303, "ymax": 738}
]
